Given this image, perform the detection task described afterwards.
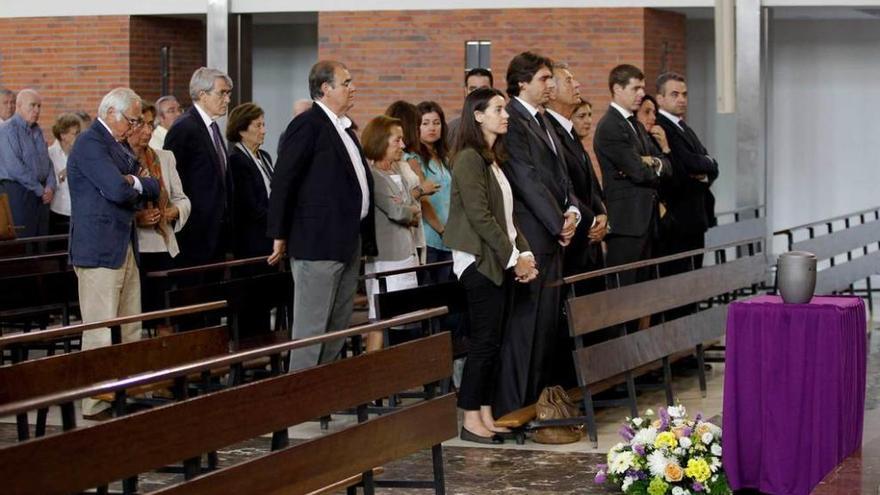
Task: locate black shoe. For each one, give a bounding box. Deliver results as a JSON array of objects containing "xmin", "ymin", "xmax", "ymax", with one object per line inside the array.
[
  {"xmin": 492, "ymin": 430, "xmax": 518, "ymax": 441},
  {"xmin": 82, "ymin": 408, "xmax": 115, "ymax": 421},
  {"xmin": 460, "ymin": 427, "xmax": 503, "ymax": 444}
]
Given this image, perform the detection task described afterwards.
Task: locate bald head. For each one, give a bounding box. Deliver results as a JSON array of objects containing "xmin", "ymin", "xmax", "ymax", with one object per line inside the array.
[{"xmin": 16, "ymin": 89, "xmax": 42, "ymax": 125}]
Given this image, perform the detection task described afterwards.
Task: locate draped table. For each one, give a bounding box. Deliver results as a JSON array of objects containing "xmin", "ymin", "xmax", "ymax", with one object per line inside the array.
[{"xmin": 722, "ymin": 295, "xmax": 866, "ymax": 495}]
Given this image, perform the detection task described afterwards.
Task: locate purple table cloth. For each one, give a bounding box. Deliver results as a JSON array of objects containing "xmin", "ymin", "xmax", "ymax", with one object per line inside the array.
[{"xmin": 722, "ymin": 295, "xmax": 866, "ymax": 495}]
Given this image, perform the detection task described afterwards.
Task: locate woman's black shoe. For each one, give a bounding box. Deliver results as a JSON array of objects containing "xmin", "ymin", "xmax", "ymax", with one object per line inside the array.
[{"xmin": 460, "ymin": 427, "xmax": 504, "ymax": 444}]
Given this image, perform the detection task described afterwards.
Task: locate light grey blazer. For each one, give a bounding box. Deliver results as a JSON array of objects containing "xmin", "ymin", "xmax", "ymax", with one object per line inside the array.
[{"xmin": 370, "ymin": 164, "xmax": 418, "ymax": 262}]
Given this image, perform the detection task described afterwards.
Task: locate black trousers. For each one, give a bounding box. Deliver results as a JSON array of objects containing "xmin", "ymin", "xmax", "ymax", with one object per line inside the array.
[
  {"xmin": 604, "ymin": 231, "xmax": 653, "ymax": 288},
  {"xmin": 457, "ymin": 264, "xmax": 512, "ymax": 411},
  {"xmin": 493, "ymin": 250, "xmax": 563, "ymax": 418}
]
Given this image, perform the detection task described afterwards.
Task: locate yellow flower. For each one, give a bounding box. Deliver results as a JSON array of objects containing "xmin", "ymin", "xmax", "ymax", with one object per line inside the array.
[
  {"xmin": 685, "ymin": 458, "xmax": 712, "ymax": 483},
  {"xmin": 654, "ymin": 431, "xmax": 678, "ymax": 450},
  {"xmin": 664, "ymin": 462, "xmax": 683, "ymax": 482}
]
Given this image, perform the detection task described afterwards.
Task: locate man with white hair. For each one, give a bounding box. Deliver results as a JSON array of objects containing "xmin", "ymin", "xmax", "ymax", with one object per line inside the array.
[
  {"xmin": 67, "ymin": 87, "xmax": 160, "ymax": 418},
  {"xmin": 149, "ymin": 95, "xmax": 183, "ymax": 150},
  {"xmin": 164, "ymin": 67, "xmax": 234, "ymax": 266},
  {"xmin": 0, "ymin": 88, "xmax": 55, "ymax": 237},
  {"xmin": 0, "ymin": 88, "xmax": 15, "ymax": 123}
]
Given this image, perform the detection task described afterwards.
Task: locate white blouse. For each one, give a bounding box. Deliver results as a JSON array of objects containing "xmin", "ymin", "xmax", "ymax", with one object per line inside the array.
[
  {"xmin": 452, "ymin": 162, "xmax": 526, "ymax": 279},
  {"xmin": 48, "ymin": 141, "xmax": 71, "ymax": 216}
]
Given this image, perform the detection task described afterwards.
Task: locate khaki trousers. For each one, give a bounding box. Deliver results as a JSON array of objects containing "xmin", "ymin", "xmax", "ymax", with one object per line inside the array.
[{"xmin": 74, "ymin": 245, "xmax": 142, "ymax": 415}]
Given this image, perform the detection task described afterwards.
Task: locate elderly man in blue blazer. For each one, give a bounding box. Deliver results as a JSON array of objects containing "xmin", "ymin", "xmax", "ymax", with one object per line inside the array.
[{"xmin": 67, "ymin": 87, "xmax": 160, "ymax": 418}]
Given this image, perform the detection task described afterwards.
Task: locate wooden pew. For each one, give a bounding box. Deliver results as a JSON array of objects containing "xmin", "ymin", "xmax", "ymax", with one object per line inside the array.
[
  {"xmin": 0, "ymin": 308, "xmax": 454, "ymax": 495},
  {"xmin": 775, "ymin": 206, "xmax": 880, "ymax": 312},
  {"xmin": 494, "ymin": 239, "xmax": 767, "ymax": 447},
  {"xmin": 0, "ymin": 301, "xmax": 227, "ymax": 441},
  {"xmin": 705, "ymin": 204, "xmax": 766, "ymax": 252},
  {"xmin": 0, "ymin": 233, "xmax": 68, "ymax": 258}
]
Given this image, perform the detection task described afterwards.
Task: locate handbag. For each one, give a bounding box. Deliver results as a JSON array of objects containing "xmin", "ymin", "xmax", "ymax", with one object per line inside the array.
[
  {"xmin": 0, "ymin": 193, "xmax": 16, "ymax": 241},
  {"xmin": 532, "ymin": 385, "xmax": 583, "ymax": 444}
]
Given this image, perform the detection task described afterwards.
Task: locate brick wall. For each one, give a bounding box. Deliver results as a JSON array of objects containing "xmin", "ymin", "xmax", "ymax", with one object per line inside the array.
[
  {"xmin": 644, "ymin": 8, "xmax": 688, "ymax": 94},
  {"xmin": 0, "ymin": 15, "xmax": 204, "ymax": 142},
  {"xmin": 0, "ymin": 16, "xmax": 131, "ymax": 136},
  {"xmin": 129, "ymin": 16, "xmax": 205, "ymax": 107},
  {"xmin": 318, "ymin": 7, "xmax": 686, "ymax": 146}
]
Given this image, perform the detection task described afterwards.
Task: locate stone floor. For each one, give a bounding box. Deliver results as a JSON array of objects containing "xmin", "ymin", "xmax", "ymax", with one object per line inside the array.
[{"xmin": 2, "ymin": 305, "xmax": 880, "ymax": 494}]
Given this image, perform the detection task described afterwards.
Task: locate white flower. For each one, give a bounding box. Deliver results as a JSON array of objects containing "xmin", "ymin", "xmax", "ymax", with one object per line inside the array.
[
  {"xmin": 645, "ymin": 408, "xmax": 655, "ymax": 416},
  {"xmin": 607, "ymin": 442, "xmax": 625, "ymax": 465},
  {"xmin": 647, "ymin": 450, "xmax": 671, "ymax": 477},
  {"xmin": 711, "ymin": 443, "xmax": 722, "ymax": 456},
  {"xmin": 673, "ymin": 487, "xmax": 693, "ymax": 495},
  {"xmin": 631, "ymin": 427, "xmax": 658, "ymax": 447},
  {"xmin": 668, "ymin": 405, "xmax": 686, "ymax": 418},
  {"xmin": 702, "ymin": 432, "xmax": 714, "ymax": 445},
  {"xmin": 679, "ymin": 437, "xmax": 692, "ymax": 449},
  {"xmin": 633, "ymin": 417, "xmax": 644, "ymax": 427},
  {"xmin": 610, "ymin": 451, "xmax": 635, "ymax": 474},
  {"xmin": 675, "ymin": 447, "xmax": 686, "ymax": 456},
  {"xmin": 710, "ymin": 457, "xmax": 722, "ymax": 472},
  {"xmin": 622, "ymin": 476, "xmax": 635, "ymax": 491}
]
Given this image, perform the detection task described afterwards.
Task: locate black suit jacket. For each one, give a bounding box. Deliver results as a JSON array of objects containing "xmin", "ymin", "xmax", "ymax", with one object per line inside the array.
[
  {"xmin": 656, "ymin": 112, "xmax": 718, "ymax": 236},
  {"xmin": 229, "ymin": 146, "xmax": 273, "ymax": 258},
  {"xmin": 164, "ymin": 107, "xmax": 233, "ymax": 265},
  {"xmin": 593, "ymin": 105, "xmax": 670, "ymax": 238},
  {"xmin": 501, "ymin": 98, "xmax": 575, "ymax": 255},
  {"xmin": 546, "ymin": 111, "xmax": 606, "ymax": 267},
  {"xmin": 267, "ymin": 105, "xmax": 377, "ymax": 262}
]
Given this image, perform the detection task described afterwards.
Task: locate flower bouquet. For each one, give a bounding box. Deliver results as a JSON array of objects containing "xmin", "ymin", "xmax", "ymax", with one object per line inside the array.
[{"xmin": 594, "ymin": 405, "xmax": 731, "ymax": 495}]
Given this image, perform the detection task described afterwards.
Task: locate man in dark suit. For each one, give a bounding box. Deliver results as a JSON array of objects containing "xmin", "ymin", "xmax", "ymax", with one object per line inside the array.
[
  {"xmin": 67, "ymin": 88, "xmax": 160, "ymax": 417},
  {"xmin": 594, "ymin": 64, "xmax": 671, "ymax": 286},
  {"xmin": 266, "ymin": 60, "xmax": 377, "ymax": 371},
  {"xmin": 447, "ymin": 67, "xmax": 494, "ymax": 150},
  {"xmin": 164, "ymin": 67, "xmax": 234, "ymax": 267},
  {"xmin": 655, "ymin": 72, "xmax": 718, "ymax": 266},
  {"xmin": 545, "ymin": 62, "xmax": 608, "ymax": 287},
  {"xmin": 495, "ymin": 52, "xmax": 579, "ymax": 416}
]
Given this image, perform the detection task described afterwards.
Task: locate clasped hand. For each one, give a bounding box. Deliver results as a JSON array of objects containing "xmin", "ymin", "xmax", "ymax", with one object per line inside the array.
[
  {"xmin": 558, "ymin": 212, "xmax": 577, "ymax": 247},
  {"xmin": 514, "ymin": 255, "xmax": 538, "ymax": 283}
]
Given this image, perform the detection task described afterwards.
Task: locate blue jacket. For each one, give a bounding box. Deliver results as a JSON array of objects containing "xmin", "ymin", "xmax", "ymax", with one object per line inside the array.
[{"xmin": 67, "ymin": 120, "xmax": 160, "ymax": 268}]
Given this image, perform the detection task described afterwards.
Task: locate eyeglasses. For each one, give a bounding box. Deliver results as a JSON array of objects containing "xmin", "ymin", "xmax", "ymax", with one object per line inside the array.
[
  {"xmin": 211, "ymin": 89, "xmax": 233, "ymax": 99},
  {"xmin": 121, "ymin": 112, "xmax": 145, "ymax": 128}
]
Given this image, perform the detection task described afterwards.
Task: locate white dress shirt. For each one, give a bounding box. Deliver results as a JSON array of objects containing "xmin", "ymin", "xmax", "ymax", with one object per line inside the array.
[
  {"xmin": 97, "ymin": 117, "xmax": 143, "ymax": 194},
  {"xmin": 314, "ymin": 100, "xmax": 370, "ymax": 220},
  {"xmin": 452, "ymin": 162, "xmax": 533, "ymax": 279},
  {"xmin": 48, "ymin": 141, "xmax": 71, "ymax": 216},
  {"xmin": 658, "ymin": 109, "xmax": 684, "ymax": 131}
]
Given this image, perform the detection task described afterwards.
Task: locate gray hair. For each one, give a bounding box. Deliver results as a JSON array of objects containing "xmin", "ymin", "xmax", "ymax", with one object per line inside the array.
[
  {"xmin": 16, "ymin": 88, "xmax": 40, "ymax": 105},
  {"xmin": 155, "ymin": 95, "xmax": 179, "ymax": 117},
  {"xmin": 98, "ymin": 87, "xmax": 141, "ymax": 121},
  {"xmin": 308, "ymin": 61, "xmax": 346, "ymax": 100},
  {"xmin": 189, "ymin": 67, "xmax": 233, "ymax": 101}
]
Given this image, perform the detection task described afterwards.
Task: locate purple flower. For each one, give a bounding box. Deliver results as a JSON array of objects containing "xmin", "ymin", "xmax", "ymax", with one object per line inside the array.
[
  {"xmin": 682, "ymin": 426, "xmax": 693, "ymax": 437},
  {"xmin": 633, "ymin": 444, "xmax": 646, "ymax": 456},
  {"xmin": 695, "ymin": 412, "xmax": 703, "ymax": 422},
  {"xmin": 594, "ymin": 470, "xmax": 607, "ymax": 484},
  {"xmin": 619, "ymin": 425, "xmax": 635, "ymax": 441},
  {"xmin": 659, "ymin": 408, "xmax": 670, "ymax": 430},
  {"xmin": 692, "ymin": 481, "xmax": 705, "ymax": 492}
]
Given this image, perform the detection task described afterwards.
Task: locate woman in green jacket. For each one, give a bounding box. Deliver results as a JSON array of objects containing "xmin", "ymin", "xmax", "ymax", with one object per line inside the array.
[{"xmin": 444, "ymin": 87, "xmax": 538, "ymax": 443}]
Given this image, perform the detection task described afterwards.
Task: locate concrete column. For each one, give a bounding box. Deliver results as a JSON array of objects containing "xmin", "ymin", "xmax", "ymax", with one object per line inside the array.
[
  {"xmin": 207, "ymin": 0, "xmax": 229, "ymax": 73},
  {"xmin": 735, "ymin": 0, "xmax": 766, "ymax": 210}
]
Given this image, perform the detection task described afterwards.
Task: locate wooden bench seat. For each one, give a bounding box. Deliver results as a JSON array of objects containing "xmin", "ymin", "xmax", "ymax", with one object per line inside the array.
[{"xmin": 0, "ymin": 308, "xmax": 454, "ymax": 495}]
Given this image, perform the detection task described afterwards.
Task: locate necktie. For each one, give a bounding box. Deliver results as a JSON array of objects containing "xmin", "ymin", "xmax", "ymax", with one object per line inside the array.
[
  {"xmin": 570, "ymin": 128, "xmax": 588, "ymax": 163},
  {"xmin": 209, "ymin": 121, "xmax": 228, "ymax": 178},
  {"xmin": 627, "ymin": 116, "xmax": 649, "ymax": 153},
  {"xmin": 535, "ymin": 113, "xmax": 557, "ymax": 155}
]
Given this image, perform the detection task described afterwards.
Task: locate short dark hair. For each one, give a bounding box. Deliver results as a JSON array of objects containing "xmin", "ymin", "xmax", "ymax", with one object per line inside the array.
[
  {"xmin": 465, "ymin": 67, "xmax": 494, "ymax": 88},
  {"xmin": 309, "ymin": 60, "xmax": 346, "ymax": 100},
  {"xmin": 506, "ymin": 51, "xmax": 554, "ymax": 98},
  {"xmin": 453, "ymin": 87, "xmax": 508, "ymax": 165},
  {"xmin": 361, "ymin": 115, "xmax": 402, "ymax": 162},
  {"xmin": 384, "ymin": 100, "xmax": 420, "ymax": 153},
  {"xmin": 415, "ymin": 100, "xmax": 449, "ymax": 172},
  {"xmin": 608, "ymin": 64, "xmax": 645, "ymax": 95},
  {"xmin": 226, "ymin": 102, "xmax": 264, "ymax": 143},
  {"xmin": 641, "ymin": 94, "xmax": 658, "ymax": 111},
  {"xmin": 656, "ymin": 71, "xmax": 686, "ymax": 95},
  {"xmin": 52, "ymin": 113, "xmax": 81, "ymax": 141}
]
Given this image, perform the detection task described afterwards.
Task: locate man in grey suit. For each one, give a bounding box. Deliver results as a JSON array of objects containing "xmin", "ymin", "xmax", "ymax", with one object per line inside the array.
[{"xmin": 267, "ymin": 61, "xmax": 377, "ymax": 371}]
